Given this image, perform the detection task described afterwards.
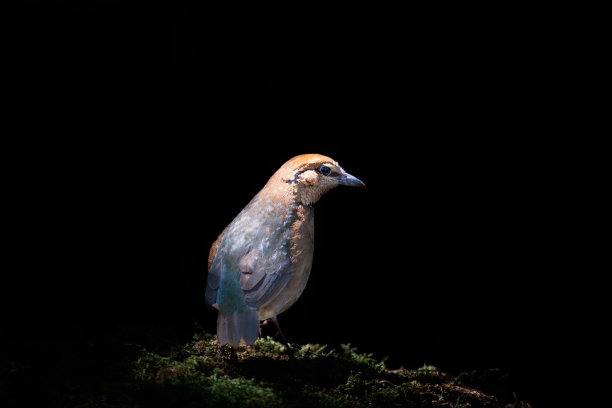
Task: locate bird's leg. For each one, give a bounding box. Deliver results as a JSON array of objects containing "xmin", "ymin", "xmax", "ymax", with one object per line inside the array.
[
  {"xmin": 272, "ymin": 315, "xmax": 295, "ymax": 359},
  {"xmin": 259, "ymin": 318, "xmax": 274, "ymax": 338},
  {"xmin": 259, "ymin": 319, "xmax": 270, "ymax": 329},
  {"xmin": 224, "ymin": 344, "xmax": 237, "ymax": 363},
  {"xmin": 230, "ymin": 346, "xmax": 237, "ymax": 363},
  {"xmin": 271, "ymin": 315, "xmax": 287, "ymax": 343}
]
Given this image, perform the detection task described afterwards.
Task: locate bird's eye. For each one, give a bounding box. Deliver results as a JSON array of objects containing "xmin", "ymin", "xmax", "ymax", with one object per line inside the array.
[{"xmin": 318, "ymin": 165, "xmax": 331, "ymax": 176}]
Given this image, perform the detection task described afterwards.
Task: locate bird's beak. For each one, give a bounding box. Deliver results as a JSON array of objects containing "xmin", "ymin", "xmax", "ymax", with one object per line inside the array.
[{"xmin": 337, "ymin": 171, "xmax": 366, "ymax": 188}]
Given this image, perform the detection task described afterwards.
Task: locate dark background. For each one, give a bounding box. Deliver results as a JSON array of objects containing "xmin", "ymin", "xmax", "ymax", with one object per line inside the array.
[{"xmin": 4, "ymin": 2, "xmax": 610, "ymax": 406}]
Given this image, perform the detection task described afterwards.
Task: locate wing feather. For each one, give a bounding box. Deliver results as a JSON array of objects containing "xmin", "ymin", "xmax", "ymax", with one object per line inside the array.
[
  {"xmin": 205, "ymin": 201, "xmax": 295, "ymax": 314},
  {"xmin": 238, "ymin": 247, "xmax": 292, "ymax": 308},
  {"xmin": 205, "ymin": 228, "xmax": 228, "ymax": 308},
  {"xmin": 242, "ymin": 261, "xmax": 292, "ymax": 308}
]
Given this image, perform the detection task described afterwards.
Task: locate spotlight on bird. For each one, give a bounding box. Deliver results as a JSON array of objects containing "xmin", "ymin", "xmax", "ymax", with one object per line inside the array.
[{"xmin": 205, "ymin": 154, "xmax": 365, "ymax": 347}]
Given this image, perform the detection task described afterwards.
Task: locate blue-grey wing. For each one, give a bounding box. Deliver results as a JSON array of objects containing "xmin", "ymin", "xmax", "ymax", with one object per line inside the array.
[
  {"xmin": 238, "ymin": 247, "xmax": 293, "ymax": 309},
  {"xmin": 206, "ymin": 235, "xmax": 293, "ymax": 311},
  {"xmin": 207, "ymin": 200, "xmax": 296, "ymax": 312},
  {"xmin": 205, "ymin": 227, "xmax": 227, "ymax": 309},
  {"xmin": 205, "ymin": 246, "xmax": 223, "ymax": 308}
]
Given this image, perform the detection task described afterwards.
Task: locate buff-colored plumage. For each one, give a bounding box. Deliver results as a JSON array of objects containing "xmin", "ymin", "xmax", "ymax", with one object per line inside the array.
[{"xmin": 205, "ymin": 154, "xmax": 364, "ymax": 346}]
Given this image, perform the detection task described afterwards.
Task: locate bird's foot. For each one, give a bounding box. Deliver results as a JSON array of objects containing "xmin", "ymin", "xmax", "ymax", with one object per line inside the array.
[
  {"xmin": 222, "ymin": 345, "xmax": 238, "ymax": 364},
  {"xmin": 259, "ymin": 318, "xmax": 278, "ymax": 339},
  {"xmin": 260, "ymin": 316, "xmax": 294, "ymax": 359},
  {"xmin": 283, "ymin": 342, "xmax": 296, "ymax": 360},
  {"xmin": 271, "ymin": 316, "xmax": 288, "ymax": 344}
]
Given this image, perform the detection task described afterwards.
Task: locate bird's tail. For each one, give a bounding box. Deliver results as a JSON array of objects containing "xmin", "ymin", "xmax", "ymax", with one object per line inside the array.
[{"xmin": 217, "ymin": 309, "xmax": 260, "ymax": 347}]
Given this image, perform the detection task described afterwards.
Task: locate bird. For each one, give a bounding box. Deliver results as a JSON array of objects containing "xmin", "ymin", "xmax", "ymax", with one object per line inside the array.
[{"xmin": 205, "ymin": 153, "xmax": 365, "ymax": 347}]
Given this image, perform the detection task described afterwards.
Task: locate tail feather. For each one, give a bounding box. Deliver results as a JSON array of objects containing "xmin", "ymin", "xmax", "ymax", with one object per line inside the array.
[{"xmin": 217, "ymin": 310, "xmax": 260, "ymax": 346}]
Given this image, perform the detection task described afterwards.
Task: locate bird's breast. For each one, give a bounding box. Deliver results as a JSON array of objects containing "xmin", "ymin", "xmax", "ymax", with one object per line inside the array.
[
  {"xmin": 289, "ymin": 204, "xmax": 315, "ymax": 264},
  {"xmin": 260, "ymin": 204, "xmax": 315, "ymax": 319}
]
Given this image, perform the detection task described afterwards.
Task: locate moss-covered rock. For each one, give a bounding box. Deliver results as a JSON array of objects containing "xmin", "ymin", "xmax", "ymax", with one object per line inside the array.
[
  {"xmin": 129, "ymin": 334, "xmax": 532, "ymax": 408},
  {"xmin": 0, "ymin": 328, "xmax": 532, "ymax": 408}
]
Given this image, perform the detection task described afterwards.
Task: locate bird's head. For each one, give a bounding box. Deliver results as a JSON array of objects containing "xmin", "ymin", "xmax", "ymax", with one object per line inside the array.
[{"xmin": 266, "ymin": 154, "xmax": 365, "ymax": 206}]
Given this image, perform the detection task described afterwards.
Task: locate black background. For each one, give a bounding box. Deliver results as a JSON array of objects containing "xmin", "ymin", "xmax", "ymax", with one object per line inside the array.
[{"xmin": 4, "ymin": 2, "xmax": 610, "ymax": 406}]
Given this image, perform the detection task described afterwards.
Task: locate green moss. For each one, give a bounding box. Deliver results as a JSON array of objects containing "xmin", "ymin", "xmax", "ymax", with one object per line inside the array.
[
  {"xmin": 126, "ymin": 334, "xmax": 531, "ymax": 408},
  {"xmin": 417, "ymin": 363, "xmax": 439, "ymax": 375},
  {"xmin": 1, "ymin": 325, "xmax": 534, "ymax": 408},
  {"xmin": 132, "ymin": 346, "xmax": 283, "ymax": 407},
  {"xmin": 338, "ymin": 343, "xmax": 386, "ymax": 371}
]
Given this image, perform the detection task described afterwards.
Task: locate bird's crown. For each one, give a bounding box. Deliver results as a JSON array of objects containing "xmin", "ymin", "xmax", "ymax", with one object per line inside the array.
[
  {"xmin": 282, "ymin": 153, "xmax": 339, "ymax": 174},
  {"xmin": 263, "ymin": 154, "xmax": 364, "ymax": 205}
]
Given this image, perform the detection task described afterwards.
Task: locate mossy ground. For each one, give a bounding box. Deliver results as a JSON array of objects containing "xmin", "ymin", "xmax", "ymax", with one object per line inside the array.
[{"xmin": 1, "ymin": 326, "xmax": 532, "ymax": 408}]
